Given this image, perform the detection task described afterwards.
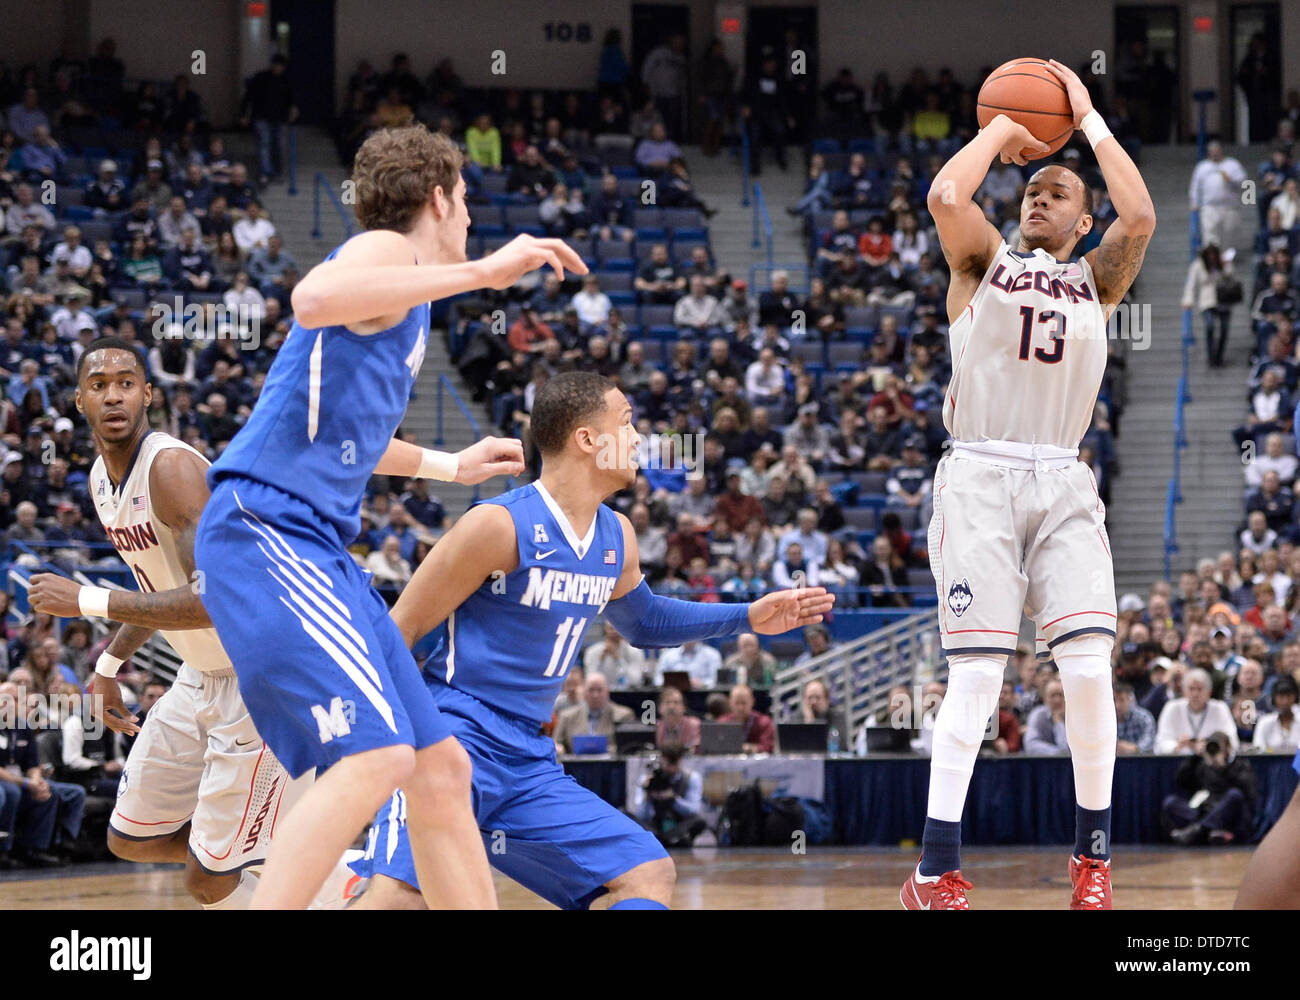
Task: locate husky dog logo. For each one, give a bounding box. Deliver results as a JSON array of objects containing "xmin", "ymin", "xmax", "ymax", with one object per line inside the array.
[{"xmin": 947, "ymin": 579, "xmax": 973, "ymax": 617}]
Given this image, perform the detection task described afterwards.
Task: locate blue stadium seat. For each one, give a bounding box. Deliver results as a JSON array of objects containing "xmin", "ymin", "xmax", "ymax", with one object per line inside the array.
[
  {"xmin": 503, "ymin": 204, "xmax": 541, "ymax": 231},
  {"xmin": 828, "ymin": 342, "xmax": 863, "ymax": 366},
  {"xmin": 812, "ymin": 138, "xmax": 843, "ymax": 154},
  {"xmin": 638, "ymin": 304, "xmax": 675, "ymax": 327}
]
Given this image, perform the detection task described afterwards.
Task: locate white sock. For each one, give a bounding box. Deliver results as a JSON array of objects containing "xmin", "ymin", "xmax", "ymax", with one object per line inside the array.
[
  {"xmin": 200, "ymin": 871, "xmax": 256, "ymax": 910},
  {"xmin": 926, "ymin": 654, "xmax": 1005, "ymax": 822},
  {"xmin": 1054, "ymin": 635, "xmax": 1117, "ymax": 811}
]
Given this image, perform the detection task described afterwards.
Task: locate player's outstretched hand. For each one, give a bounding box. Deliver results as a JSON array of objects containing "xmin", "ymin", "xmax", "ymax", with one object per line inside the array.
[
  {"xmin": 89, "ymin": 672, "xmax": 141, "ymax": 736},
  {"xmin": 28, "ymin": 572, "xmax": 82, "ymax": 618},
  {"xmin": 1043, "ymin": 59, "xmax": 1095, "ymax": 128},
  {"xmin": 748, "ymin": 586, "xmax": 836, "ymax": 635},
  {"xmin": 479, "ymin": 234, "xmax": 589, "ymax": 290},
  {"xmin": 455, "ymin": 435, "xmax": 526, "ymax": 485}
]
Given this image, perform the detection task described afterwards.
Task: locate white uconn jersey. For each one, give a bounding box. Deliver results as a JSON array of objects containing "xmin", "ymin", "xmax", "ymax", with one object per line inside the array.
[
  {"xmin": 91, "ymin": 432, "xmax": 232, "ymax": 672},
  {"xmin": 943, "ymin": 241, "xmax": 1107, "ymax": 449}
]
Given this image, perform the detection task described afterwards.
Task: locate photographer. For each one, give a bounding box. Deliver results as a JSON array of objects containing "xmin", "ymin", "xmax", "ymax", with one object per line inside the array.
[
  {"xmin": 1161, "ymin": 731, "xmax": 1258, "ymax": 846},
  {"xmin": 633, "ymin": 743, "xmax": 707, "ymax": 848}
]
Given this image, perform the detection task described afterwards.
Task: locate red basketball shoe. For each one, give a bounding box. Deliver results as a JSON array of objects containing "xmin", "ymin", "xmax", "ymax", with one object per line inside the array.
[
  {"xmin": 900, "ymin": 860, "xmax": 973, "ymax": 909},
  {"xmin": 1069, "ymin": 855, "xmax": 1112, "ymax": 909}
]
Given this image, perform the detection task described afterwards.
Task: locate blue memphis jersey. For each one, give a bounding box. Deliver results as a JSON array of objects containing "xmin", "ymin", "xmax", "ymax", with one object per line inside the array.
[
  {"xmin": 426, "ymin": 481, "xmax": 626, "ymax": 725},
  {"xmin": 209, "ymin": 242, "xmax": 428, "ymax": 545}
]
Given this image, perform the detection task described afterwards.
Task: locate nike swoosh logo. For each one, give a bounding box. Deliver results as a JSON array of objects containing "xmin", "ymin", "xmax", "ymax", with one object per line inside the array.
[
  {"xmin": 535, "ymin": 549, "xmax": 557, "ymax": 560},
  {"xmin": 234, "ymin": 737, "xmax": 258, "ymax": 748}
]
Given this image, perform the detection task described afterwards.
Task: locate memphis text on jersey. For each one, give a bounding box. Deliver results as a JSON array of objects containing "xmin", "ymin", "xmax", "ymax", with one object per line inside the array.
[{"xmin": 519, "ymin": 566, "xmax": 618, "ymax": 612}]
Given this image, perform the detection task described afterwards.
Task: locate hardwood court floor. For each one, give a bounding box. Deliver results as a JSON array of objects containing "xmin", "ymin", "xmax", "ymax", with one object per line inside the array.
[{"xmin": 0, "ymin": 846, "xmax": 1253, "ymax": 910}]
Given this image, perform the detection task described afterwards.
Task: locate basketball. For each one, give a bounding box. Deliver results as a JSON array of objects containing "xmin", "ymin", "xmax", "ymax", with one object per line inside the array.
[{"xmin": 977, "ymin": 57, "xmax": 1076, "ymax": 159}]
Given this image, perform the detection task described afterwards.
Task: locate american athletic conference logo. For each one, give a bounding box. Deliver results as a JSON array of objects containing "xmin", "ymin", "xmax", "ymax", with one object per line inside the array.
[{"xmin": 947, "ymin": 579, "xmax": 973, "ymax": 617}]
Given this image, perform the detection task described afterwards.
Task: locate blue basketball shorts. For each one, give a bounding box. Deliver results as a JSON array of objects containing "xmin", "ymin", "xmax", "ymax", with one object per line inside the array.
[
  {"xmin": 194, "ymin": 477, "xmax": 451, "ymax": 778},
  {"xmin": 352, "ymin": 681, "xmax": 667, "ymax": 910}
]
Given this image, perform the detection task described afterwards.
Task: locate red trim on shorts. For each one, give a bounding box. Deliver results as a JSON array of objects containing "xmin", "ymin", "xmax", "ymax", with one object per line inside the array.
[
  {"xmin": 195, "ymin": 745, "xmax": 267, "ymax": 862},
  {"xmin": 112, "ymin": 810, "xmax": 193, "ymax": 827},
  {"xmin": 936, "ymin": 483, "xmax": 947, "ymax": 619},
  {"xmin": 1096, "ymin": 528, "xmax": 1111, "ymax": 557},
  {"xmin": 1043, "ymin": 610, "xmax": 1118, "ymax": 628},
  {"xmin": 945, "ymin": 627, "xmax": 1020, "ymax": 635}
]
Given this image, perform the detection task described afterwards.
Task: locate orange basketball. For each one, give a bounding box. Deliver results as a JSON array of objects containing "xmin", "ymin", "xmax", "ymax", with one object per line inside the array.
[{"xmin": 976, "ymin": 58, "xmax": 1075, "ymax": 160}]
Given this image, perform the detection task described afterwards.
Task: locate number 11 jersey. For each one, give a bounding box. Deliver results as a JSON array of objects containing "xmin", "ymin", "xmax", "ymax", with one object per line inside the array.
[{"xmin": 425, "ymin": 481, "xmax": 626, "ymax": 726}]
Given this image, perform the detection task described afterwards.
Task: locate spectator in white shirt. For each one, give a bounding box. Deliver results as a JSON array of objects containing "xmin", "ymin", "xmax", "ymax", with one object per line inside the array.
[
  {"xmin": 777, "ymin": 508, "xmax": 828, "ymax": 564},
  {"xmin": 673, "ymin": 275, "xmax": 723, "ymax": 332},
  {"xmin": 570, "ymin": 274, "xmax": 612, "ymax": 329},
  {"xmin": 1240, "ymin": 510, "xmax": 1278, "ymax": 557},
  {"xmin": 49, "ymin": 226, "xmax": 92, "ymax": 279},
  {"xmin": 744, "ymin": 347, "xmax": 786, "ymax": 404},
  {"xmin": 364, "ymin": 535, "xmax": 412, "ymax": 590},
  {"xmin": 223, "ymin": 270, "xmax": 267, "ymax": 321},
  {"xmin": 1189, "ymin": 141, "xmax": 1248, "ymax": 253},
  {"xmin": 49, "ymin": 292, "xmax": 97, "ymax": 342},
  {"xmin": 5, "ymin": 183, "xmax": 56, "ymax": 237},
  {"xmin": 1253, "ymin": 675, "xmax": 1300, "ymax": 753},
  {"xmin": 655, "ymin": 639, "xmax": 722, "ymax": 688},
  {"xmin": 772, "ymin": 540, "xmax": 821, "ymax": 589},
  {"xmin": 1156, "ymin": 667, "xmax": 1238, "ymax": 754},
  {"xmin": 583, "ymin": 622, "xmax": 646, "ymax": 688},
  {"xmin": 1245, "ymin": 431, "xmax": 1298, "ymax": 488},
  {"xmin": 1270, "ymin": 177, "xmax": 1300, "ymax": 231},
  {"xmin": 232, "ymin": 200, "xmax": 276, "ymax": 253},
  {"xmin": 156, "ymin": 195, "xmax": 200, "ymax": 249}
]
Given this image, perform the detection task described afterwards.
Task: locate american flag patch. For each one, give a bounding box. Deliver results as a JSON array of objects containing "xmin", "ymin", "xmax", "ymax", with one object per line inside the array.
[
  {"xmin": 131, "ymin": 496, "xmax": 147, "ymax": 514},
  {"xmin": 604, "ymin": 549, "xmax": 616, "ymax": 564}
]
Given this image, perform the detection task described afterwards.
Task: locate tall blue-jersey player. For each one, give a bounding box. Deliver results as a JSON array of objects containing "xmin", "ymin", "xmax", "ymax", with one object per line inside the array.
[
  {"xmin": 192, "ymin": 124, "xmax": 588, "ymax": 909},
  {"xmin": 351, "ymin": 372, "xmax": 835, "ymax": 910}
]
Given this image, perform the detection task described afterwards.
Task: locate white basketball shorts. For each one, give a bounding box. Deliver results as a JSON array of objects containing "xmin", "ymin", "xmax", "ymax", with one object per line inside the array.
[
  {"xmin": 927, "ymin": 446, "xmax": 1117, "ymax": 659},
  {"xmin": 110, "ymin": 664, "xmax": 312, "ymax": 874}
]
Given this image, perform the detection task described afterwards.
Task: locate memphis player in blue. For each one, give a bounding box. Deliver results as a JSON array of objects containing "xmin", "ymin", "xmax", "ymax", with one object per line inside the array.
[
  {"xmin": 193, "ymin": 124, "xmax": 588, "ymax": 909},
  {"xmin": 349, "ymin": 371, "xmax": 835, "ymax": 909}
]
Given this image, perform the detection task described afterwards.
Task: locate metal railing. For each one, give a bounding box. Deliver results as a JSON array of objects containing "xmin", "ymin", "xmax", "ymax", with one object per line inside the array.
[
  {"xmin": 7, "ymin": 566, "xmax": 182, "ymax": 684},
  {"xmin": 287, "ymin": 124, "xmax": 298, "ymax": 196},
  {"xmin": 311, "ymin": 171, "xmax": 354, "ymax": 241},
  {"xmin": 434, "ymin": 373, "xmax": 515, "ymax": 501},
  {"xmin": 743, "ymin": 115, "xmax": 754, "ymax": 205},
  {"xmin": 1165, "ymin": 207, "xmax": 1198, "ymax": 580},
  {"xmin": 751, "ymin": 182, "xmax": 774, "ymax": 265},
  {"xmin": 769, "ymin": 606, "xmax": 944, "ymax": 740}
]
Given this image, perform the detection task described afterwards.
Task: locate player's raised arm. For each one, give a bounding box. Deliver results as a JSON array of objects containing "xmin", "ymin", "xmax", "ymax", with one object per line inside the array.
[
  {"xmin": 28, "ymin": 449, "xmax": 214, "ymax": 630},
  {"xmin": 292, "ymin": 230, "xmax": 587, "ymax": 333},
  {"xmin": 373, "ymin": 435, "xmax": 526, "ymax": 487},
  {"xmin": 927, "ymin": 115, "xmax": 1049, "ymax": 308},
  {"xmin": 1044, "ymin": 60, "xmax": 1157, "ymax": 317},
  {"xmin": 390, "ymin": 502, "xmax": 520, "ymax": 648},
  {"xmin": 604, "ymin": 513, "xmax": 835, "ymax": 646}
]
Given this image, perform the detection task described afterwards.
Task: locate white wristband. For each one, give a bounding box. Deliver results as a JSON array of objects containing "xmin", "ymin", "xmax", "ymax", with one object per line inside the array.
[
  {"xmin": 417, "ymin": 448, "xmax": 459, "ymax": 482},
  {"xmin": 1080, "ymin": 110, "xmax": 1112, "ymax": 149},
  {"xmin": 78, "ymin": 586, "xmax": 112, "ymax": 618},
  {"xmin": 95, "ymin": 651, "xmax": 124, "ymax": 679}
]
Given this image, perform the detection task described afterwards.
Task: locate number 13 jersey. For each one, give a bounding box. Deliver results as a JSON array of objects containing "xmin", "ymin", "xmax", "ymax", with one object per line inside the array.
[{"xmin": 943, "ymin": 241, "xmax": 1108, "ymax": 450}]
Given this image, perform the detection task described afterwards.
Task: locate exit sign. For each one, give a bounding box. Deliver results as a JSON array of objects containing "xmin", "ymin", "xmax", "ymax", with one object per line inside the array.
[
  {"xmin": 1193, "ymin": 15, "xmax": 1212, "ymax": 32},
  {"xmin": 720, "ymin": 17, "xmax": 740, "ymax": 34}
]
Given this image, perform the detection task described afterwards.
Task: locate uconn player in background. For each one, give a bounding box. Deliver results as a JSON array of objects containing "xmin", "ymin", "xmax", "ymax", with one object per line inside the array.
[
  {"xmin": 350, "ymin": 372, "xmax": 834, "ymax": 910},
  {"xmin": 193, "ymin": 124, "xmax": 584, "ymax": 909},
  {"xmin": 900, "ymin": 60, "xmax": 1155, "ymax": 910},
  {"xmin": 28, "ymin": 338, "xmax": 318, "ymax": 909}
]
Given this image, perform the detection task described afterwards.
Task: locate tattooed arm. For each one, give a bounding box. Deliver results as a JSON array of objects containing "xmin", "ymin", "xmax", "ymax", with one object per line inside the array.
[
  {"xmin": 1043, "ymin": 60, "xmax": 1157, "ymax": 320},
  {"xmin": 105, "ymin": 447, "xmax": 214, "ymax": 629}
]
